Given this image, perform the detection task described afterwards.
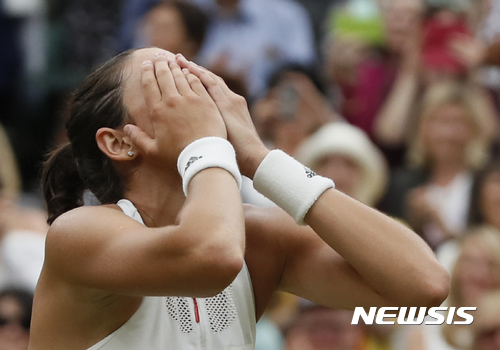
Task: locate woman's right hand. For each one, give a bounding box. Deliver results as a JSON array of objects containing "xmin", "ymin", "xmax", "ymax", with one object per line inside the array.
[{"xmin": 124, "ymin": 52, "xmax": 227, "ymax": 167}]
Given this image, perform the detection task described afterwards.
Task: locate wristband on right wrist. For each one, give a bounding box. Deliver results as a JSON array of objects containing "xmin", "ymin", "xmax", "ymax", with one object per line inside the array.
[{"xmin": 253, "ymin": 150, "xmax": 335, "ymax": 225}]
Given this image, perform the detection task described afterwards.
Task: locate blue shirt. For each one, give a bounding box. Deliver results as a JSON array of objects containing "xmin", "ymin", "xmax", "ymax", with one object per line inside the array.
[{"xmin": 198, "ymin": 0, "xmax": 316, "ymax": 97}]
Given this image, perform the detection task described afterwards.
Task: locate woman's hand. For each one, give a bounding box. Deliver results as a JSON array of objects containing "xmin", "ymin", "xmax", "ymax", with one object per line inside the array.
[
  {"xmin": 124, "ymin": 53, "xmax": 227, "ymax": 167},
  {"xmin": 176, "ymin": 54, "xmax": 269, "ymax": 178}
]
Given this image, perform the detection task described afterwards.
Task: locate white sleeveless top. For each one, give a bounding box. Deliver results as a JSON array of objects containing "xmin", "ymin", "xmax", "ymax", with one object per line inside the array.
[{"xmin": 87, "ymin": 199, "xmax": 256, "ymax": 350}]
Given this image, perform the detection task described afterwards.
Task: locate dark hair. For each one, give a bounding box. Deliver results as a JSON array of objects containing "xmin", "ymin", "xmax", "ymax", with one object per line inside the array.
[
  {"xmin": 0, "ymin": 287, "xmax": 33, "ymax": 330},
  {"xmin": 154, "ymin": 0, "xmax": 209, "ymax": 53},
  {"xmin": 468, "ymin": 159, "xmax": 500, "ymax": 226},
  {"xmin": 42, "ymin": 49, "xmax": 135, "ymax": 225},
  {"xmin": 266, "ymin": 63, "xmax": 327, "ymax": 96}
]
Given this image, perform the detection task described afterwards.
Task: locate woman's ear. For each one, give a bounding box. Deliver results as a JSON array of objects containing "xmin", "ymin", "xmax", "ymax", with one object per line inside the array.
[{"xmin": 96, "ymin": 127, "xmax": 137, "ymax": 161}]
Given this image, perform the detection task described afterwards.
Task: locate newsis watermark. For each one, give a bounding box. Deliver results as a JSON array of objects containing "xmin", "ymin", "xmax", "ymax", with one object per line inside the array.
[{"xmin": 351, "ymin": 307, "xmax": 477, "ymax": 325}]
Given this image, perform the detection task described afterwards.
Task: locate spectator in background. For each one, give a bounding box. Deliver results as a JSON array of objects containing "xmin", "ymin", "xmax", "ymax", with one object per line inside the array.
[
  {"xmin": 284, "ymin": 305, "xmax": 363, "ymax": 350},
  {"xmin": 326, "ymin": 0, "xmax": 423, "ymax": 142},
  {"xmin": 373, "ymin": 0, "xmax": 487, "ymax": 167},
  {"xmin": 132, "ymin": 0, "xmax": 209, "ymax": 61},
  {"xmin": 252, "ymin": 65, "xmax": 337, "ymax": 156},
  {"xmin": 0, "ymin": 124, "xmax": 21, "ymax": 199},
  {"xmin": 245, "ymin": 65, "xmax": 337, "ymax": 207},
  {"xmin": 197, "ymin": 0, "xmax": 316, "ymax": 98},
  {"xmin": 325, "ymin": 0, "xmax": 423, "ymax": 167},
  {"xmin": 408, "ymin": 227, "xmax": 500, "ymax": 350},
  {"xmin": 379, "ymin": 80, "xmax": 496, "ymax": 250},
  {"xmin": 0, "ymin": 121, "xmax": 46, "ymax": 292},
  {"xmin": 469, "ymin": 160, "xmax": 500, "ymax": 231},
  {"xmin": 471, "ymin": 291, "xmax": 500, "ymax": 350},
  {"xmin": 295, "ymin": 122, "xmax": 388, "ymax": 207},
  {"xmin": 0, "ymin": 193, "xmax": 47, "ymax": 292},
  {"xmin": 0, "ymin": 288, "xmax": 33, "ymax": 350}
]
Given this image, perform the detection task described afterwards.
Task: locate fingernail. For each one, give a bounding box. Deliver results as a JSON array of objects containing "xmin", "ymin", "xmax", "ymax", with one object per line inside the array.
[
  {"xmin": 182, "ymin": 68, "xmax": 189, "ymax": 74},
  {"xmin": 155, "ymin": 51, "xmax": 166, "ymax": 57},
  {"xmin": 142, "ymin": 60, "xmax": 152, "ymax": 67},
  {"xmin": 123, "ymin": 125, "xmax": 132, "ymax": 134}
]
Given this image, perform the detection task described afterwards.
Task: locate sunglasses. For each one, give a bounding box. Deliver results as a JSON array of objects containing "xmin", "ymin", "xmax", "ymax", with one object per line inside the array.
[{"xmin": 0, "ymin": 315, "xmax": 30, "ymax": 331}]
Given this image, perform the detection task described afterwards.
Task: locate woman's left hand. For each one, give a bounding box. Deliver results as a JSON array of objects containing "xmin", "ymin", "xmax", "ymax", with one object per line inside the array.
[{"xmin": 176, "ymin": 54, "xmax": 269, "ymax": 179}]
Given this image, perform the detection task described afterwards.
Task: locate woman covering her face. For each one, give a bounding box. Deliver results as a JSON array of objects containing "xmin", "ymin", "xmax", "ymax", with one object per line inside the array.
[{"xmin": 28, "ymin": 48, "xmax": 449, "ymax": 350}]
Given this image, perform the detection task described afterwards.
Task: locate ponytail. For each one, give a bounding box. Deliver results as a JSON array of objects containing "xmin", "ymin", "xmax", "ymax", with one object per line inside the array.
[{"xmin": 42, "ymin": 143, "xmax": 86, "ymax": 225}]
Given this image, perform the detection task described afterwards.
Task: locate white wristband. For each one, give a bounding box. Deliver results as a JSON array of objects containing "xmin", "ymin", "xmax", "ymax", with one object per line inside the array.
[
  {"xmin": 177, "ymin": 137, "xmax": 242, "ymax": 196},
  {"xmin": 253, "ymin": 150, "xmax": 335, "ymax": 225}
]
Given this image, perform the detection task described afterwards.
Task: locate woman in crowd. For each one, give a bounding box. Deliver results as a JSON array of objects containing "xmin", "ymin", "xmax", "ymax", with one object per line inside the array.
[
  {"xmin": 379, "ymin": 80, "xmax": 496, "ymax": 250},
  {"xmin": 469, "ymin": 159, "xmax": 500, "ymax": 231},
  {"xmin": 409, "ymin": 226, "xmax": 500, "ymax": 350},
  {"xmin": 136, "ymin": 0, "xmax": 208, "ymax": 62},
  {"xmin": 0, "ymin": 288, "xmax": 33, "ymax": 350},
  {"xmin": 28, "ymin": 48, "xmax": 448, "ymax": 349},
  {"xmin": 471, "ymin": 291, "xmax": 500, "ymax": 350}
]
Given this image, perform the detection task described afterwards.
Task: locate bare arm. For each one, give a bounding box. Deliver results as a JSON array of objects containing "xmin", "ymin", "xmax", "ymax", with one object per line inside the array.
[
  {"xmin": 46, "ymin": 168, "xmax": 244, "ymax": 297},
  {"xmin": 178, "ymin": 56, "xmax": 449, "ymax": 311},
  {"xmin": 44, "ymin": 54, "xmax": 245, "ymax": 298},
  {"xmin": 291, "ymin": 189, "xmax": 449, "ymax": 308},
  {"xmin": 373, "ymin": 65, "xmax": 420, "ymax": 146},
  {"xmin": 373, "ymin": 38, "xmax": 421, "ymax": 146}
]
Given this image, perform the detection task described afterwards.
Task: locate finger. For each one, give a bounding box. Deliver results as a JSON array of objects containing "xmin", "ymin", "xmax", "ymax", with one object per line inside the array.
[
  {"xmin": 169, "ymin": 59, "xmax": 194, "ymax": 96},
  {"xmin": 182, "ymin": 68, "xmax": 210, "ymax": 98},
  {"xmin": 206, "ymin": 70, "xmax": 233, "ymax": 96},
  {"xmin": 176, "ymin": 53, "xmax": 190, "ymax": 69},
  {"xmin": 175, "ymin": 54, "xmax": 228, "ymax": 96},
  {"xmin": 183, "ymin": 61, "xmax": 232, "ymax": 97},
  {"xmin": 153, "ymin": 53, "xmax": 178, "ymax": 98},
  {"xmin": 141, "ymin": 60, "xmax": 162, "ymax": 105},
  {"xmin": 123, "ymin": 124, "xmax": 156, "ymax": 155},
  {"xmin": 192, "ymin": 67, "xmax": 228, "ymax": 104}
]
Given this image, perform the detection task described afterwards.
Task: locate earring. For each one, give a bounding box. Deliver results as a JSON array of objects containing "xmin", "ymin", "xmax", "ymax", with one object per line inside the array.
[{"xmin": 127, "ymin": 151, "xmax": 135, "ymax": 157}]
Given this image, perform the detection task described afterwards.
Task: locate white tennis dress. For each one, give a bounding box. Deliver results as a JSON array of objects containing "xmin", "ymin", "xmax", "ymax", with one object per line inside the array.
[{"xmin": 87, "ymin": 199, "xmax": 256, "ymax": 350}]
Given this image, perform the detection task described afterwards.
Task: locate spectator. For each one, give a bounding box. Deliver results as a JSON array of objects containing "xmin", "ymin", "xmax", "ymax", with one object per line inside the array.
[
  {"xmin": 197, "ymin": 0, "xmax": 316, "ymax": 97},
  {"xmin": 132, "ymin": 0, "xmax": 209, "ymax": 61},
  {"xmin": 325, "ymin": 0, "xmax": 423, "ymax": 139},
  {"xmin": 0, "ymin": 288, "xmax": 33, "ymax": 350},
  {"xmin": 408, "ymin": 226, "xmax": 500, "ymax": 350},
  {"xmin": 471, "ymin": 291, "xmax": 500, "ymax": 350},
  {"xmin": 379, "ymin": 80, "xmax": 496, "ymax": 249},
  {"xmin": 295, "ymin": 122, "xmax": 388, "ymax": 207},
  {"xmin": 0, "ymin": 193, "xmax": 47, "ymax": 292},
  {"xmin": 284, "ymin": 305, "xmax": 363, "ymax": 350},
  {"xmin": 252, "ymin": 65, "xmax": 337, "ymax": 156},
  {"xmin": 0, "ymin": 123, "xmax": 21, "ymax": 199},
  {"xmin": 0, "ymin": 117, "xmax": 46, "ymax": 292},
  {"xmin": 245, "ymin": 65, "xmax": 337, "ymax": 207},
  {"xmin": 469, "ymin": 160, "xmax": 500, "ymax": 231}
]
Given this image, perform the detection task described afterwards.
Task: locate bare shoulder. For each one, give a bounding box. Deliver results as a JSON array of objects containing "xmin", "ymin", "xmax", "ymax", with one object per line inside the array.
[
  {"xmin": 44, "ymin": 205, "xmax": 144, "ymax": 278},
  {"xmin": 48, "ymin": 204, "xmax": 127, "ymax": 235}
]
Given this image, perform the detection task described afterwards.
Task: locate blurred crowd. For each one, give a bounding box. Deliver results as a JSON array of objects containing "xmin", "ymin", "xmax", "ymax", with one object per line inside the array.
[{"xmin": 2, "ymin": 0, "xmax": 500, "ymax": 349}]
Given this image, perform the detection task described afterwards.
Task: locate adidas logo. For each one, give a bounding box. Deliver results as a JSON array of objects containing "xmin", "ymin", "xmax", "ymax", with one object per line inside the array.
[
  {"xmin": 185, "ymin": 156, "xmax": 203, "ymax": 172},
  {"xmin": 305, "ymin": 167, "xmax": 316, "ymax": 178}
]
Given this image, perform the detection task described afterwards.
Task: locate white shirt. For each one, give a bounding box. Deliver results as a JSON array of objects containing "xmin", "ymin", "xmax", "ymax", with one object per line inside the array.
[
  {"xmin": 87, "ymin": 199, "xmax": 256, "ymax": 350},
  {"xmin": 424, "ymin": 172, "xmax": 473, "ymax": 238},
  {"xmin": 0, "ymin": 230, "xmax": 45, "ymax": 292}
]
